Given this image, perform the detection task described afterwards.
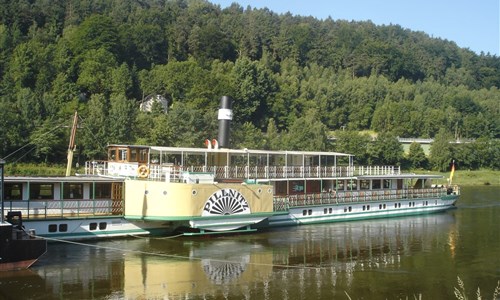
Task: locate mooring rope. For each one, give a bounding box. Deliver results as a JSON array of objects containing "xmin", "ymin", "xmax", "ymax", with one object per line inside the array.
[{"xmin": 28, "ymin": 232, "xmax": 322, "ymax": 271}]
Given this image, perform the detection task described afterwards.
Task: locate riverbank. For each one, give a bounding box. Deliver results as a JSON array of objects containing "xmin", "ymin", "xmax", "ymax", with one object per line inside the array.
[
  {"xmin": 446, "ymin": 169, "xmax": 500, "ymax": 186},
  {"xmin": 417, "ymin": 169, "xmax": 500, "ymax": 186},
  {"xmin": 4, "ymin": 164, "xmax": 499, "ymax": 186}
]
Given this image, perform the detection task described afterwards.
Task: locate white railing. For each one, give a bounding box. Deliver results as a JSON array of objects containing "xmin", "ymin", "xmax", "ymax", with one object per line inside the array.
[
  {"xmin": 85, "ymin": 161, "xmax": 399, "ymax": 181},
  {"xmin": 2, "ymin": 199, "xmax": 124, "ymax": 219}
]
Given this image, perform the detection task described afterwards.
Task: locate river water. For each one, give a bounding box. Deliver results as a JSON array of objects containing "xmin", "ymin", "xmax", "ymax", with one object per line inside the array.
[{"xmin": 0, "ymin": 186, "xmax": 498, "ymax": 300}]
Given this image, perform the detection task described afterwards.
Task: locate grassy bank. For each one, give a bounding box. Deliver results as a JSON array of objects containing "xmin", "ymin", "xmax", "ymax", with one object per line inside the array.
[
  {"xmin": 4, "ymin": 163, "xmax": 67, "ymax": 176},
  {"xmin": 414, "ymin": 169, "xmax": 499, "ymax": 186},
  {"xmin": 448, "ymin": 169, "xmax": 500, "ymax": 186}
]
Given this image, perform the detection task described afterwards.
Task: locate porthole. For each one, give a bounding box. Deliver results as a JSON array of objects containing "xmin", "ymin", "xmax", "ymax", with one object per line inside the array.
[
  {"xmin": 59, "ymin": 224, "xmax": 68, "ymax": 232},
  {"xmin": 257, "ymin": 188, "xmax": 262, "ymax": 194},
  {"xmin": 89, "ymin": 223, "xmax": 97, "ymax": 230},
  {"xmin": 268, "ymin": 188, "xmax": 272, "ymax": 194},
  {"xmin": 99, "ymin": 222, "xmax": 107, "ymax": 230},
  {"xmin": 48, "ymin": 224, "xmax": 57, "ymax": 233},
  {"xmin": 192, "ymin": 189, "xmax": 197, "ymax": 196},
  {"xmin": 163, "ymin": 191, "xmax": 167, "ymax": 196},
  {"xmin": 144, "ymin": 190, "xmax": 149, "ymax": 195}
]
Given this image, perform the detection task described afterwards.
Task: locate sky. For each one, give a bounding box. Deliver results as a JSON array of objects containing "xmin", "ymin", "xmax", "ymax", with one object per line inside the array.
[{"xmin": 208, "ymin": 0, "xmax": 500, "ymax": 56}]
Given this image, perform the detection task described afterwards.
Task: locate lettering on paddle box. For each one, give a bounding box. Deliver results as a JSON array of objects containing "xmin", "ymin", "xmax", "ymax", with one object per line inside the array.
[{"xmin": 202, "ymin": 188, "xmax": 251, "ymax": 216}]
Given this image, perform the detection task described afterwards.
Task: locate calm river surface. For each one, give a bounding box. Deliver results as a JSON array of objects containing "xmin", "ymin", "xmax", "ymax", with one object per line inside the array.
[{"xmin": 1, "ymin": 186, "xmax": 498, "ymax": 300}]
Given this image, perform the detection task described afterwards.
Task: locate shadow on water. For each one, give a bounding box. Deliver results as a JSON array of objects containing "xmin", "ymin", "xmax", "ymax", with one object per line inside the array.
[{"xmin": 0, "ymin": 186, "xmax": 498, "ymax": 299}]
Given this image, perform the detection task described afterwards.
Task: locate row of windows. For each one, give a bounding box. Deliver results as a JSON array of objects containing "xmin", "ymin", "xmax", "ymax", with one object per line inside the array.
[
  {"xmin": 303, "ymin": 200, "xmax": 433, "ymax": 216},
  {"xmin": 47, "ymin": 222, "xmax": 107, "ymax": 233},
  {"xmin": 4, "ymin": 183, "xmax": 113, "ymax": 200},
  {"xmin": 335, "ymin": 179, "xmax": 393, "ymax": 191}
]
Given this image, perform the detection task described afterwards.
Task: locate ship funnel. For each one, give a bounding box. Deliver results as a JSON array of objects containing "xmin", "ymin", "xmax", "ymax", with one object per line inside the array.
[{"xmin": 217, "ymin": 96, "xmax": 233, "ymax": 149}]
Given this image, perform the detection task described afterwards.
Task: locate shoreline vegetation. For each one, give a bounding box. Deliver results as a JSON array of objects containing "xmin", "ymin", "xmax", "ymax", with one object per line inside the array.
[{"xmin": 4, "ymin": 163, "xmax": 499, "ymax": 187}]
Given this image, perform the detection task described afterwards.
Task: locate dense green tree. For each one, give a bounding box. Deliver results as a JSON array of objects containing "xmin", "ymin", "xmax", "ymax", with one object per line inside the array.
[
  {"xmin": 367, "ymin": 132, "xmax": 404, "ymax": 165},
  {"xmin": 232, "ymin": 122, "xmax": 266, "ymax": 149},
  {"xmin": 232, "ymin": 57, "xmax": 277, "ymax": 127},
  {"xmin": 332, "ymin": 130, "xmax": 371, "ymax": 165},
  {"xmin": 429, "ymin": 129, "xmax": 454, "ymax": 172},
  {"xmin": 282, "ymin": 109, "xmax": 328, "ymax": 151},
  {"xmin": 407, "ymin": 142, "xmax": 428, "ymax": 169},
  {"xmin": 80, "ymin": 93, "xmax": 108, "ymax": 159}
]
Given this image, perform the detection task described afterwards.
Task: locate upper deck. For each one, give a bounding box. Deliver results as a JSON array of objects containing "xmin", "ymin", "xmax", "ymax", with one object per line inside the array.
[{"xmin": 85, "ymin": 144, "xmax": 401, "ymax": 182}]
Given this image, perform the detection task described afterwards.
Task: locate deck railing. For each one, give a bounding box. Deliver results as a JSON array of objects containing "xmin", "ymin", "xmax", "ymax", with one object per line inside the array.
[
  {"xmin": 2, "ymin": 199, "xmax": 124, "ymax": 219},
  {"xmin": 85, "ymin": 161, "xmax": 400, "ymax": 181},
  {"xmin": 272, "ymin": 187, "xmax": 452, "ymax": 211}
]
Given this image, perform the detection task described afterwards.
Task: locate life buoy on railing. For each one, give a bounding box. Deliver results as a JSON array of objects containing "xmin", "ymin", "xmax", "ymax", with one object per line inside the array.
[{"xmin": 137, "ymin": 165, "xmax": 150, "ymax": 178}]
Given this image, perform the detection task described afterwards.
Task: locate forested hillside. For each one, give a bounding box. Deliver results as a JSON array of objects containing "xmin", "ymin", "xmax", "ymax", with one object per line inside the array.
[{"xmin": 0, "ymin": 0, "xmax": 499, "ymax": 170}]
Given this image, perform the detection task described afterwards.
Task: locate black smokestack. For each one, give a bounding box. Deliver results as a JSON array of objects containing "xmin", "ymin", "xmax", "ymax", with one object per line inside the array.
[{"xmin": 217, "ymin": 96, "xmax": 233, "ymax": 148}]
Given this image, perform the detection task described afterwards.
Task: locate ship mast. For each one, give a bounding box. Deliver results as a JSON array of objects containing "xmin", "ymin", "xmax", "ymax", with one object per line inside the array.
[{"xmin": 65, "ymin": 112, "xmax": 78, "ymax": 177}]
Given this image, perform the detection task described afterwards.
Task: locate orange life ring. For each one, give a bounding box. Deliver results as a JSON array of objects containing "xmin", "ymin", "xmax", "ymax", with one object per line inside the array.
[{"xmin": 137, "ymin": 165, "xmax": 150, "ymax": 178}]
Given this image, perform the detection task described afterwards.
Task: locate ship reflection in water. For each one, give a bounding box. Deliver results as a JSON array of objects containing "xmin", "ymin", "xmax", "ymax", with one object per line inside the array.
[{"xmin": 0, "ymin": 213, "xmax": 457, "ymax": 299}]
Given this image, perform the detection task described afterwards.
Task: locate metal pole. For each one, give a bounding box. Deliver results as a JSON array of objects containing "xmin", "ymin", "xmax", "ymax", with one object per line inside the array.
[{"xmin": 1, "ymin": 159, "xmax": 5, "ymax": 223}]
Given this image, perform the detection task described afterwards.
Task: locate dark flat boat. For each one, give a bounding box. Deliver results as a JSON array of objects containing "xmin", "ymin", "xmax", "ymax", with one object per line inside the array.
[{"xmin": 0, "ymin": 212, "xmax": 47, "ymax": 271}]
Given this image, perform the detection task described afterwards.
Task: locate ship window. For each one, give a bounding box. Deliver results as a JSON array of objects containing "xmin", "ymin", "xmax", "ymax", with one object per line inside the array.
[
  {"xmin": 360, "ymin": 180, "xmax": 370, "ymax": 190},
  {"xmin": 48, "ymin": 224, "xmax": 57, "ymax": 232},
  {"xmin": 99, "ymin": 222, "xmax": 107, "ymax": 230},
  {"xmin": 139, "ymin": 149, "xmax": 148, "ymax": 163},
  {"xmin": 383, "ymin": 179, "xmax": 391, "ymax": 189},
  {"xmin": 363, "ymin": 205, "xmax": 366, "ymax": 211},
  {"xmin": 4, "ymin": 183, "xmax": 23, "ymax": 200},
  {"xmin": 89, "ymin": 223, "xmax": 97, "ymax": 230},
  {"xmin": 329, "ymin": 208, "xmax": 333, "ymax": 213},
  {"xmin": 398, "ymin": 203, "xmax": 401, "ymax": 208},
  {"xmin": 409, "ymin": 202, "xmax": 412, "ymax": 207},
  {"xmin": 92, "ymin": 183, "xmax": 112, "ymax": 199},
  {"xmin": 335, "ymin": 180, "xmax": 345, "ymax": 190},
  {"xmin": 308, "ymin": 210, "xmax": 312, "ymax": 215},
  {"xmin": 130, "ymin": 148, "xmax": 138, "ymax": 162},
  {"xmin": 119, "ymin": 149, "xmax": 128, "ymax": 161},
  {"xmin": 367, "ymin": 205, "xmax": 370, "ymax": 210},
  {"xmin": 63, "ymin": 183, "xmax": 83, "ymax": 199},
  {"xmin": 379, "ymin": 204, "xmax": 382, "ymax": 210},
  {"xmin": 383, "ymin": 204, "xmax": 386, "ymax": 209},
  {"xmin": 394, "ymin": 203, "xmax": 398, "ymax": 208},
  {"xmin": 30, "ymin": 183, "xmax": 54, "ymax": 200},
  {"xmin": 303, "ymin": 210, "xmax": 307, "ymax": 216},
  {"xmin": 59, "ymin": 224, "xmax": 68, "ymax": 232},
  {"xmin": 413, "ymin": 202, "xmax": 415, "ymax": 206},
  {"xmin": 108, "ymin": 148, "xmax": 117, "ymax": 161},
  {"xmin": 344, "ymin": 207, "xmax": 347, "ymax": 213},
  {"xmin": 348, "ymin": 206, "xmax": 352, "ymax": 212},
  {"xmin": 324, "ymin": 208, "xmax": 328, "ymax": 214},
  {"xmin": 426, "ymin": 201, "xmax": 428, "ymax": 206},
  {"xmin": 372, "ymin": 180, "xmax": 382, "ymax": 190}
]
